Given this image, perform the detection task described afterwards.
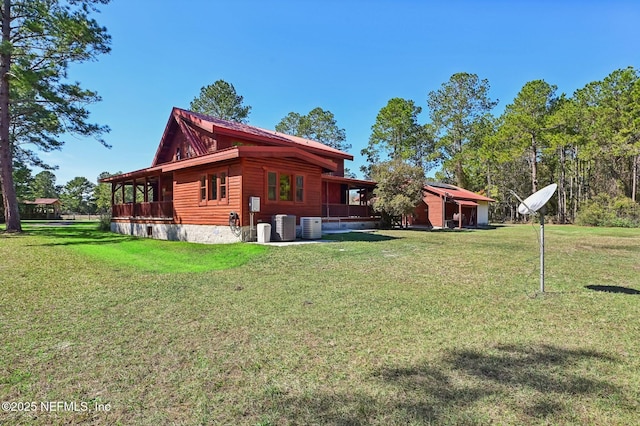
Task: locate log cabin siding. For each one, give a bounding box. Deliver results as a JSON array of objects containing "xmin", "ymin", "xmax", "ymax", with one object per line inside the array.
[
  {"xmin": 241, "ymin": 157, "xmax": 323, "ymax": 225},
  {"xmin": 171, "ymin": 157, "xmax": 324, "ymax": 227},
  {"xmin": 172, "ymin": 161, "xmax": 243, "ymax": 225}
]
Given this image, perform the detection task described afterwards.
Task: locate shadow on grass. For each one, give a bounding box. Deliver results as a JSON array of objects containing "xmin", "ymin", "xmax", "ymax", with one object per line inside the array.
[
  {"xmin": 585, "ymin": 285, "xmax": 640, "ymax": 295},
  {"xmin": 266, "ymin": 343, "xmax": 622, "ymax": 424}
]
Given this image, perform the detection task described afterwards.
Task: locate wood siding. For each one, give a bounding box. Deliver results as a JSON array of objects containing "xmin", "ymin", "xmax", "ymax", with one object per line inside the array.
[
  {"xmin": 171, "ymin": 157, "xmax": 324, "ymax": 227},
  {"xmin": 172, "ymin": 161, "xmax": 243, "ymax": 225},
  {"xmin": 424, "ymin": 193, "xmax": 444, "ymax": 228},
  {"xmin": 241, "ymin": 157, "xmax": 322, "ymax": 225},
  {"xmin": 412, "ymin": 201, "xmax": 430, "ymax": 226}
]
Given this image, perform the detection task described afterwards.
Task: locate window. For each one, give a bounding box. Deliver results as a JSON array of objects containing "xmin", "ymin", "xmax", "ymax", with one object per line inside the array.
[
  {"xmin": 204, "ymin": 169, "xmax": 229, "ymax": 205},
  {"xmin": 199, "ymin": 176, "xmax": 206, "ymax": 201},
  {"xmin": 176, "ymin": 147, "xmax": 181, "ymax": 160},
  {"xmin": 209, "ymin": 173, "xmax": 218, "ymax": 200},
  {"xmin": 279, "ymin": 174, "xmax": 292, "ymax": 201},
  {"xmin": 220, "ymin": 172, "xmax": 227, "ymax": 200},
  {"xmin": 266, "ymin": 171, "xmax": 305, "ymax": 203},
  {"xmin": 295, "ymin": 175, "xmax": 304, "ymax": 202},
  {"xmin": 267, "ymin": 172, "xmax": 277, "ymax": 201}
]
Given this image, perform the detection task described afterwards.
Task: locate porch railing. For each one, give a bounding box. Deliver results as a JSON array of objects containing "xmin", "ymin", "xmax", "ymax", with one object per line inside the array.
[
  {"xmin": 112, "ymin": 201, "xmax": 173, "ymax": 219},
  {"xmin": 322, "ymin": 204, "xmax": 374, "ymax": 218}
]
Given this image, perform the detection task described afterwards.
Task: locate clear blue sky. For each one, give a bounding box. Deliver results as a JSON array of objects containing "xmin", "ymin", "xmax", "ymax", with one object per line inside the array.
[{"xmin": 44, "ymin": 0, "xmax": 639, "ymax": 185}]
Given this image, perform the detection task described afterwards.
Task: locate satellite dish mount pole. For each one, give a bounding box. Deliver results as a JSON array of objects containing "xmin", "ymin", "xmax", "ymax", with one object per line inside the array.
[
  {"xmin": 513, "ymin": 183, "xmax": 557, "ymax": 295},
  {"xmin": 539, "ymin": 207, "xmax": 545, "ymax": 293}
]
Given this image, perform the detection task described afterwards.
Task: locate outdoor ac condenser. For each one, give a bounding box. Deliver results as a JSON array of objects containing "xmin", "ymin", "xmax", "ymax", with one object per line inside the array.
[
  {"xmin": 272, "ymin": 215, "xmax": 296, "ymax": 242},
  {"xmin": 300, "ymin": 217, "xmax": 322, "ymax": 240}
]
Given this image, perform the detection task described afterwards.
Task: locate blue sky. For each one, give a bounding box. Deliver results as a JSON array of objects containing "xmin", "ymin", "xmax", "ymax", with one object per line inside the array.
[{"xmin": 43, "ymin": 0, "xmax": 639, "ymax": 184}]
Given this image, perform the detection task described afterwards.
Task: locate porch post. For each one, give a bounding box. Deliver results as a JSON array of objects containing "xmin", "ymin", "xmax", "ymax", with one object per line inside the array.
[
  {"xmin": 158, "ymin": 174, "xmax": 163, "ymax": 202},
  {"xmin": 458, "ymin": 203, "xmax": 462, "ymax": 228},
  {"xmin": 132, "ymin": 179, "xmax": 137, "ymax": 204},
  {"xmin": 325, "ymin": 180, "xmax": 329, "ymax": 217}
]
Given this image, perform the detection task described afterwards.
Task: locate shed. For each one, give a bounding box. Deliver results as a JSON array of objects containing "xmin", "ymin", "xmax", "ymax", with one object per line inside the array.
[{"xmin": 412, "ymin": 182, "xmax": 494, "ymax": 228}]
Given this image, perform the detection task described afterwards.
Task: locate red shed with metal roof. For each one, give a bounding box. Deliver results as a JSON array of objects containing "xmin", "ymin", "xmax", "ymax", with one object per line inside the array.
[{"xmin": 412, "ymin": 182, "xmax": 494, "ymax": 228}]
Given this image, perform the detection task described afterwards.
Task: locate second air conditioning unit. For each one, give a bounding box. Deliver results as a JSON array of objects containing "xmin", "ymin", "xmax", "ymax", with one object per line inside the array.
[{"xmin": 300, "ymin": 217, "xmax": 322, "ymax": 240}]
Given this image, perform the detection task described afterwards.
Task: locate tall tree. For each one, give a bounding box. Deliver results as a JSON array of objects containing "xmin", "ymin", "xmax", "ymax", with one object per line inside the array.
[
  {"xmin": 12, "ymin": 159, "xmax": 32, "ymax": 200},
  {"xmin": 361, "ymin": 97, "xmax": 428, "ymax": 177},
  {"xmin": 60, "ymin": 176, "xmax": 95, "ymax": 214},
  {"xmin": 602, "ymin": 67, "xmax": 640, "ymax": 201},
  {"xmin": 190, "ymin": 80, "xmax": 251, "ymax": 123},
  {"xmin": 427, "ymin": 73, "xmax": 498, "ymax": 188},
  {"xmin": 628, "ymin": 75, "xmax": 640, "ymax": 201},
  {"xmin": 0, "ymin": 0, "xmax": 111, "ymax": 232},
  {"xmin": 275, "ymin": 107, "xmax": 350, "ymax": 152},
  {"xmin": 571, "ymin": 68, "xmax": 640, "ymax": 203},
  {"xmin": 496, "ymin": 80, "xmax": 558, "ymax": 194},
  {"xmin": 31, "ymin": 170, "xmax": 59, "ymax": 198}
]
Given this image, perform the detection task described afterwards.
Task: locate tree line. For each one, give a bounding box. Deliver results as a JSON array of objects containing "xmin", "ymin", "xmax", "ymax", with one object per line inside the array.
[
  {"xmin": 361, "ymin": 69, "xmax": 640, "ymax": 225},
  {"xmin": 9, "ymin": 169, "xmax": 115, "ymax": 216},
  {"xmin": 193, "ymin": 70, "xmax": 640, "ymax": 226}
]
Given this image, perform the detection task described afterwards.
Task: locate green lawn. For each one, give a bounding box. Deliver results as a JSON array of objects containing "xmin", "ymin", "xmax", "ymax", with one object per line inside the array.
[{"xmin": 1, "ymin": 223, "xmax": 639, "ymax": 425}]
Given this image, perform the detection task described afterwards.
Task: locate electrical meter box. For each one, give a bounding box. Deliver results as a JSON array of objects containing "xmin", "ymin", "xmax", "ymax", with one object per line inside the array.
[{"xmin": 249, "ymin": 196, "xmax": 260, "ymax": 212}]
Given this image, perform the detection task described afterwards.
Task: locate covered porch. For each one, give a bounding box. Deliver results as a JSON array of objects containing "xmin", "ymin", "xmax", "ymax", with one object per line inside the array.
[
  {"xmin": 321, "ymin": 175, "xmax": 379, "ymax": 228},
  {"xmin": 445, "ymin": 199, "xmax": 478, "ymax": 228},
  {"xmin": 101, "ymin": 170, "xmax": 174, "ymax": 221}
]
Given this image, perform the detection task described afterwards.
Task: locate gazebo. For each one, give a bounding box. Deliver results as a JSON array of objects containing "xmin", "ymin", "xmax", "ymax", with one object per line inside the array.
[{"xmin": 21, "ymin": 198, "xmax": 62, "ymax": 220}]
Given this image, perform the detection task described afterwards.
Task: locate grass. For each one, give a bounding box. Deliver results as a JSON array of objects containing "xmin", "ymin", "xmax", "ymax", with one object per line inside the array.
[
  {"xmin": 1, "ymin": 222, "xmax": 639, "ymax": 425},
  {"xmin": 22, "ymin": 221, "xmax": 268, "ymax": 273}
]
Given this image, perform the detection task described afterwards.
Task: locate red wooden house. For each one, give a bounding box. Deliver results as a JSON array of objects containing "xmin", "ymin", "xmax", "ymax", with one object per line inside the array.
[
  {"xmin": 101, "ymin": 108, "xmax": 377, "ymax": 243},
  {"xmin": 411, "ymin": 182, "xmax": 494, "ymax": 228}
]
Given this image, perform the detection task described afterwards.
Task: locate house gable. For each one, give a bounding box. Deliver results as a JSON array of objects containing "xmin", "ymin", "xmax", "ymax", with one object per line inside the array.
[{"xmin": 151, "ymin": 108, "xmax": 353, "ymax": 169}]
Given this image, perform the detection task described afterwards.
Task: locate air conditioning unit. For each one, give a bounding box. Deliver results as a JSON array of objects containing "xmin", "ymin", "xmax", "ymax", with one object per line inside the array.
[
  {"xmin": 301, "ymin": 217, "xmax": 322, "ymax": 240},
  {"xmin": 272, "ymin": 214, "xmax": 296, "ymax": 242}
]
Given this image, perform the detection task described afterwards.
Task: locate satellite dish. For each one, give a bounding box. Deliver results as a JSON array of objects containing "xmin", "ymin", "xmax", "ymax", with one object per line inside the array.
[
  {"xmin": 511, "ymin": 183, "xmax": 558, "ymax": 294},
  {"xmin": 518, "ymin": 184, "xmax": 558, "ymax": 215}
]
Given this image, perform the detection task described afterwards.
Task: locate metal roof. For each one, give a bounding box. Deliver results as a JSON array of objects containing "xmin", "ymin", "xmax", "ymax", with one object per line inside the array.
[{"xmin": 424, "ymin": 183, "xmax": 494, "ymax": 202}]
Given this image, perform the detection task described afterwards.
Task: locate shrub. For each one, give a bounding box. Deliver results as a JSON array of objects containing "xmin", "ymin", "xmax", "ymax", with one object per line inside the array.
[
  {"xmin": 577, "ymin": 194, "xmax": 640, "ymax": 227},
  {"xmin": 98, "ymin": 213, "xmax": 112, "ymax": 231}
]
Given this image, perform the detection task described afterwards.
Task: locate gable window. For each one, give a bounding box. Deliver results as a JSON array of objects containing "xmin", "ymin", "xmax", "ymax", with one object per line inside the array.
[{"xmin": 176, "ymin": 147, "xmax": 181, "ymax": 160}]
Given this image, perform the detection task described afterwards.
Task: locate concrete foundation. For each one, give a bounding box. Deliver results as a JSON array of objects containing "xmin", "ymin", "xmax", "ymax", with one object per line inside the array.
[
  {"xmin": 321, "ymin": 220, "xmax": 379, "ymax": 231},
  {"xmin": 111, "ymin": 222, "xmax": 245, "ymax": 244},
  {"xmin": 111, "ymin": 218, "xmax": 381, "ymax": 244}
]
